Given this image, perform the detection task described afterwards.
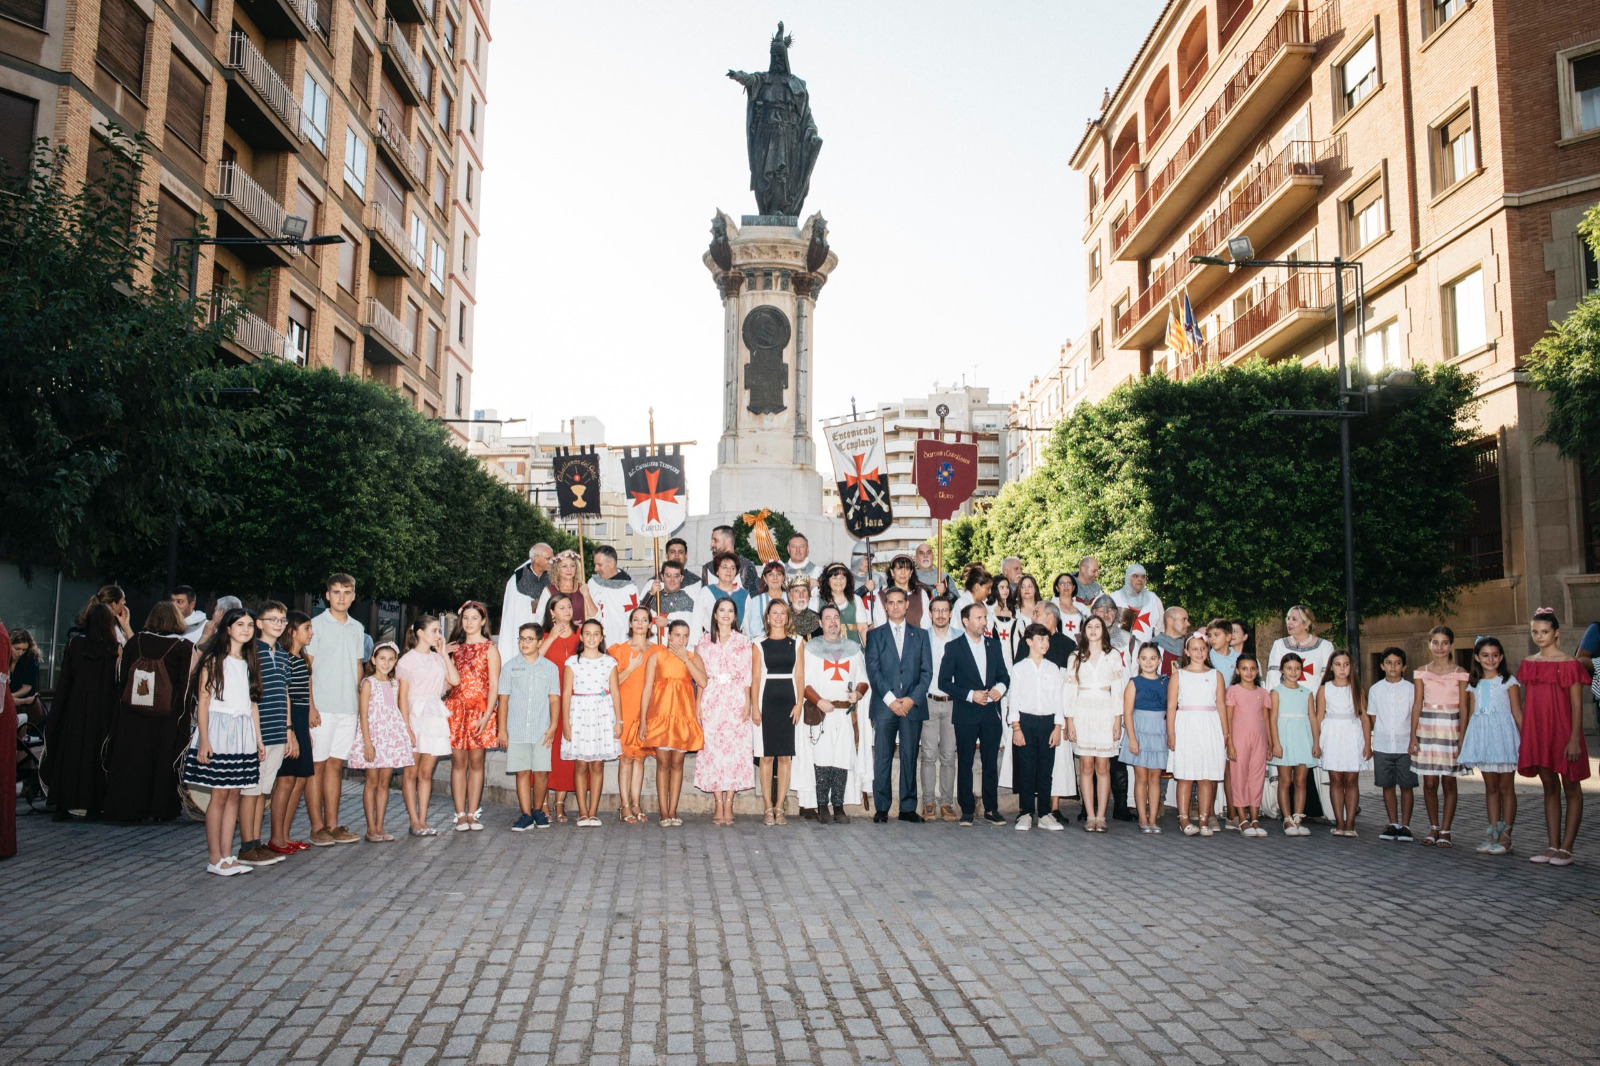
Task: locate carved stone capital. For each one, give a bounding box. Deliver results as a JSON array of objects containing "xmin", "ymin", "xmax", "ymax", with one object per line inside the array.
[
  {"xmin": 791, "ymin": 273, "xmax": 815, "ymax": 299},
  {"xmin": 719, "ymin": 272, "xmax": 746, "ymax": 298}
]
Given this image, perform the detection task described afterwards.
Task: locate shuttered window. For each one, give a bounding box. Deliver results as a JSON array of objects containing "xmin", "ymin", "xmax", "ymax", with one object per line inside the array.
[
  {"xmin": 0, "ymin": 89, "xmax": 38, "ymax": 175},
  {"xmin": 0, "ymin": 2, "xmax": 47, "ymax": 29},
  {"xmin": 155, "ymin": 190, "xmax": 198, "ymax": 273},
  {"xmin": 351, "ymin": 35, "xmax": 372, "ymax": 104},
  {"xmin": 337, "ymin": 227, "xmax": 357, "ymax": 292},
  {"xmin": 96, "ymin": 0, "xmax": 149, "ymax": 95},
  {"xmin": 165, "ymin": 53, "xmax": 206, "ymax": 152},
  {"xmin": 332, "ymin": 330, "xmax": 353, "ymax": 373}
]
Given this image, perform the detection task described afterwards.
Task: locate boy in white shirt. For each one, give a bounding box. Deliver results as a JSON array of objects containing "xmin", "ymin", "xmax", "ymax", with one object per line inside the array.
[
  {"xmin": 1007, "ymin": 623, "xmax": 1066, "ymax": 833},
  {"xmin": 1368, "ymin": 646, "xmax": 1418, "ymax": 842}
]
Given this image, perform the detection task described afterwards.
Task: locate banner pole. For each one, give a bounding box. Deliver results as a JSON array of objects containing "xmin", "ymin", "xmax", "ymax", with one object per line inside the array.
[
  {"xmin": 571, "ymin": 418, "xmax": 586, "ymax": 581},
  {"xmin": 649, "ymin": 408, "xmax": 662, "ymax": 631}
]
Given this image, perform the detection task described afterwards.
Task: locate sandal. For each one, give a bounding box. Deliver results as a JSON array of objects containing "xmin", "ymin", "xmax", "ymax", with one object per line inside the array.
[
  {"xmin": 775, "ymin": 809, "xmax": 788, "ymax": 826},
  {"xmin": 1436, "ymin": 829, "xmax": 1453, "ymax": 849},
  {"xmin": 453, "ymin": 813, "xmax": 471, "ymax": 833},
  {"xmin": 764, "ymin": 808, "xmax": 777, "ymax": 826},
  {"xmin": 365, "ymin": 832, "xmax": 385, "ymax": 843},
  {"xmin": 1199, "ymin": 821, "xmax": 1214, "ymax": 837},
  {"xmin": 1180, "ymin": 818, "xmax": 1199, "ymax": 837},
  {"xmin": 622, "ymin": 811, "xmax": 638, "ymax": 824},
  {"xmin": 1531, "ymin": 847, "xmax": 1559, "ymax": 863},
  {"xmin": 1499, "ymin": 823, "xmax": 1512, "ymax": 854},
  {"xmin": 1420, "ymin": 825, "xmax": 1439, "ymax": 847},
  {"xmin": 1549, "ymin": 849, "xmax": 1575, "ymax": 867}
]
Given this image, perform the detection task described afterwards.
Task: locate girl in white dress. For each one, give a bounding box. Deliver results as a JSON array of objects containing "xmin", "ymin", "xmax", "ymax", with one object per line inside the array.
[
  {"xmin": 1316, "ymin": 649, "xmax": 1372, "ymax": 837},
  {"xmin": 1166, "ymin": 633, "xmax": 1227, "ymax": 836},
  {"xmin": 562, "ymin": 620, "xmax": 622, "ymax": 827},
  {"xmin": 397, "ymin": 615, "xmax": 459, "ymax": 837},
  {"xmin": 1064, "ymin": 617, "xmax": 1125, "ymax": 832}
]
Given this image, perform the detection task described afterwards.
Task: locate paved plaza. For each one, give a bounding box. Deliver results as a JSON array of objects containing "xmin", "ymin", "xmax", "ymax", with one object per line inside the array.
[{"xmin": 2, "ymin": 784, "xmax": 1598, "ymax": 1066}]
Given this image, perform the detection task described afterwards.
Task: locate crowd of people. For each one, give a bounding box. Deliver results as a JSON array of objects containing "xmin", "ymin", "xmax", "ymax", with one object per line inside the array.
[{"xmin": 14, "ymin": 528, "xmax": 1594, "ymax": 876}]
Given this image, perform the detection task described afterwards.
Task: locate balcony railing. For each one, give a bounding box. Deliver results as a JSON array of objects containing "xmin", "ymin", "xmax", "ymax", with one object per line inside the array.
[
  {"xmin": 216, "ymin": 162, "xmax": 298, "ymax": 253},
  {"xmin": 366, "ymin": 199, "xmax": 416, "ymax": 263},
  {"xmin": 1173, "ymin": 271, "xmax": 1332, "ymax": 380},
  {"xmin": 232, "ymin": 307, "xmax": 290, "ymax": 361},
  {"xmin": 365, "ymin": 297, "xmax": 415, "ymax": 355},
  {"xmin": 293, "ymin": 0, "xmax": 320, "ymax": 31},
  {"xmin": 384, "ymin": 18, "xmax": 426, "ymax": 98},
  {"xmin": 226, "ymin": 31, "xmax": 304, "ymax": 137},
  {"xmin": 1114, "ymin": 4, "xmax": 1317, "ymax": 251},
  {"xmin": 375, "ymin": 108, "xmax": 425, "ymax": 183},
  {"xmin": 1117, "ymin": 139, "xmax": 1322, "ymax": 338}
]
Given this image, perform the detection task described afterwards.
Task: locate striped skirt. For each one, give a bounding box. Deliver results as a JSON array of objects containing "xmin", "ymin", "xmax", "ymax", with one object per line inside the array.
[
  {"xmin": 183, "ymin": 713, "xmax": 259, "ymax": 790},
  {"xmin": 1413, "ymin": 705, "xmax": 1462, "ymax": 776}
]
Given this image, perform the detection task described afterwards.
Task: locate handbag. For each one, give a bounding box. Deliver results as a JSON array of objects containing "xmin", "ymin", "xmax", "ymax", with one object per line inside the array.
[{"xmin": 802, "ymin": 698, "xmax": 826, "ymax": 727}]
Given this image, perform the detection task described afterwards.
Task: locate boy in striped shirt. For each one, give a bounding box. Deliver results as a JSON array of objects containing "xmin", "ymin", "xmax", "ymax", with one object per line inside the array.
[{"xmin": 239, "ymin": 601, "xmax": 293, "ymax": 866}]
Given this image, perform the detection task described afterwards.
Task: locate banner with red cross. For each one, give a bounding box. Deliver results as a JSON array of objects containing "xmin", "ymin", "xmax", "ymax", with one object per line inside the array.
[
  {"xmin": 823, "ymin": 418, "xmax": 893, "ymax": 538},
  {"xmin": 620, "ymin": 445, "xmax": 687, "ymax": 538}
]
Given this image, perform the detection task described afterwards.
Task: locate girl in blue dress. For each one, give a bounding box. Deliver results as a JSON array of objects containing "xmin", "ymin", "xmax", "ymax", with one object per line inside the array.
[
  {"xmin": 1119, "ymin": 643, "xmax": 1169, "ymax": 833},
  {"xmin": 1459, "ymin": 636, "xmax": 1523, "ymax": 855}
]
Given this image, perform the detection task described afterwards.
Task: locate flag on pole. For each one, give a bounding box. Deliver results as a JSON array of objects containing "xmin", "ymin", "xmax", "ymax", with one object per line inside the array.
[{"xmin": 1165, "ymin": 289, "xmax": 1204, "ymax": 358}]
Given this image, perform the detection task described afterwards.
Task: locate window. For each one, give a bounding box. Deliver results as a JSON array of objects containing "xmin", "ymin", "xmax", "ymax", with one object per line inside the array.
[
  {"xmin": 1454, "ymin": 439, "xmax": 1504, "ymax": 581},
  {"xmin": 1434, "ymin": 107, "xmax": 1476, "ymax": 191},
  {"xmin": 337, "ymin": 228, "xmax": 358, "ymax": 293},
  {"xmin": 154, "ymin": 190, "xmax": 198, "ymax": 273},
  {"xmin": 460, "ymin": 233, "xmax": 470, "ymax": 277},
  {"xmin": 286, "ymin": 295, "xmax": 312, "ymax": 366},
  {"xmin": 1344, "ymin": 178, "xmax": 1385, "ymax": 251},
  {"xmin": 1447, "ymin": 269, "xmax": 1486, "ymax": 356},
  {"xmin": 457, "ymin": 301, "xmax": 467, "ymax": 343},
  {"xmin": 332, "ymin": 330, "xmax": 353, "ymax": 374},
  {"xmin": 430, "ymin": 240, "xmax": 446, "ymax": 291},
  {"xmin": 0, "ymin": 2, "xmax": 47, "ymax": 29},
  {"xmin": 1087, "ymin": 169, "xmax": 1100, "ymax": 212},
  {"xmin": 465, "ymin": 163, "xmax": 474, "ymax": 204},
  {"xmin": 426, "ymin": 321, "xmax": 440, "ymax": 371},
  {"xmin": 1090, "ymin": 324, "xmax": 1104, "ymax": 366},
  {"xmin": 188, "ymin": 0, "xmax": 210, "ymax": 16},
  {"xmin": 473, "ymin": 27, "xmax": 481, "ymax": 70},
  {"xmin": 454, "ymin": 372, "xmax": 464, "ymax": 415},
  {"xmin": 96, "ymin": 0, "xmax": 149, "ymax": 95},
  {"xmin": 294, "ymin": 182, "xmax": 319, "ymax": 235},
  {"xmin": 0, "ymin": 89, "xmax": 39, "ymax": 173},
  {"xmin": 404, "ymin": 300, "xmax": 420, "ymax": 355},
  {"xmin": 418, "ymin": 50, "xmax": 434, "ymax": 108},
  {"xmin": 1427, "ymin": 0, "xmax": 1465, "ymax": 35},
  {"xmin": 410, "ymin": 213, "xmax": 427, "ymax": 270},
  {"xmin": 438, "ymin": 88, "xmax": 452, "ymax": 133},
  {"xmin": 343, "ymin": 127, "xmax": 368, "ymax": 198},
  {"xmin": 1574, "ymin": 53, "xmax": 1600, "ymax": 134},
  {"xmin": 1583, "ymin": 236, "xmax": 1599, "ymax": 297},
  {"xmin": 403, "ymin": 384, "xmax": 418, "ymax": 408},
  {"xmin": 443, "ymin": 14, "xmax": 457, "ymax": 56},
  {"xmin": 433, "ymin": 164, "xmax": 448, "ymax": 211},
  {"xmin": 1111, "ymin": 296, "xmax": 1128, "ymax": 336},
  {"xmin": 1088, "ymin": 243, "xmax": 1102, "ymax": 287},
  {"xmin": 301, "ymin": 72, "xmax": 329, "ymax": 151},
  {"xmin": 468, "ymin": 96, "xmax": 478, "ymax": 136},
  {"xmin": 351, "ymin": 35, "xmax": 372, "ymax": 105},
  {"xmin": 1339, "ymin": 35, "xmax": 1378, "ymax": 114},
  {"xmin": 165, "ymin": 54, "xmax": 206, "ymax": 152},
  {"xmin": 1362, "ymin": 318, "xmax": 1403, "ymax": 373}
]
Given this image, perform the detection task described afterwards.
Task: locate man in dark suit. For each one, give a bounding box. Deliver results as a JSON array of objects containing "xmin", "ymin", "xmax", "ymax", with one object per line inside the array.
[
  {"xmin": 864, "ymin": 587, "xmax": 933, "ymax": 823},
  {"xmin": 939, "ymin": 601, "xmax": 1011, "ymax": 826}
]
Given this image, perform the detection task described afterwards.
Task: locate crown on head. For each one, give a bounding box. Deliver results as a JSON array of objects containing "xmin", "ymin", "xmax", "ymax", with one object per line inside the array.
[{"xmin": 771, "ymin": 21, "xmax": 793, "ymax": 49}]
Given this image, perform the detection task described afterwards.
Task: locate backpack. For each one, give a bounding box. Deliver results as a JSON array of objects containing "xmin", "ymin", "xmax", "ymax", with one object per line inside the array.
[{"xmin": 122, "ymin": 637, "xmax": 175, "ymax": 719}]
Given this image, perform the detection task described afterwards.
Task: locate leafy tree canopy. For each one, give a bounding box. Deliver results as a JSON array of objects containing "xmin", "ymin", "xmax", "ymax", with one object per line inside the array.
[{"xmin": 1525, "ymin": 203, "xmax": 1600, "ymax": 474}]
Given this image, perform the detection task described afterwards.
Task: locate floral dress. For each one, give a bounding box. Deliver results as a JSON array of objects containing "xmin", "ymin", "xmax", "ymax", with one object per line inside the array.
[
  {"xmin": 563, "ymin": 654, "xmax": 620, "ymax": 762},
  {"xmin": 348, "ymin": 678, "xmax": 415, "ymax": 770},
  {"xmin": 446, "ymin": 640, "xmax": 496, "ymax": 750},
  {"xmin": 693, "ymin": 632, "xmax": 754, "ymax": 793}
]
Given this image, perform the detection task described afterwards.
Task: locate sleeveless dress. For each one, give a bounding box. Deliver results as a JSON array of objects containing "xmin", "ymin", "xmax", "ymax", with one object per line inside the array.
[
  {"xmin": 1169, "ymin": 668, "xmax": 1225, "ymax": 781},
  {"xmin": 445, "ymin": 641, "xmax": 496, "ymax": 750},
  {"xmin": 1318, "ymin": 683, "xmax": 1368, "ymax": 773},
  {"xmin": 348, "ymin": 678, "xmax": 415, "ymax": 770},
  {"xmin": 1120, "ymin": 673, "xmax": 1169, "ymax": 769},
  {"xmin": 1065, "ymin": 652, "xmax": 1122, "ymax": 758},
  {"xmin": 1459, "ymin": 675, "xmax": 1521, "ymax": 773},
  {"xmin": 542, "ymin": 630, "xmax": 582, "ymax": 791},
  {"xmin": 279, "ymin": 653, "xmax": 314, "ymax": 778},
  {"xmin": 641, "ymin": 650, "xmax": 704, "ymax": 753},
  {"xmin": 563, "ymin": 654, "xmax": 620, "ymax": 762},
  {"xmin": 1414, "ymin": 665, "xmax": 1468, "ymax": 776},
  {"xmin": 1516, "ymin": 658, "xmax": 1590, "ymax": 780},
  {"xmin": 1270, "ymin": 685, "xmax": 1317, "ymax": 767},
  {"xmin": 694, "ymin": 633, "xmax": 755, "ymax": 792},
  {"xmin": 758, "ymin": 637, "xmax": 800, "ymax": 758},
  {"xmin": 183, "ymin": 657, "xmax": 259, "ymax": 790},
  {"xmin": 610, "ymin": 641, "xmax": 659, "ymax": 760},
  {"xmin": 1226, "ymin": 684, "xmax": 1270, "ymax": 806},
  {"xmin": 397, "ymin": 649, "xmax": 451, "ymax": 757}
]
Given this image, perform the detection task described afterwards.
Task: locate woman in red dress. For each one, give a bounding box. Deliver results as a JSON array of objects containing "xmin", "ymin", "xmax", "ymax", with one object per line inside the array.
[
  {"xmin": 445, "ymin": 602, "xmax": 500, "ymax": 832},
  {"xmin": 1518, "ymin": 608, "xmax": 1590, "ymax": 867},
  {"xmin": 539, "ymin": 594, "xmax": 583, "ymax": 822}
]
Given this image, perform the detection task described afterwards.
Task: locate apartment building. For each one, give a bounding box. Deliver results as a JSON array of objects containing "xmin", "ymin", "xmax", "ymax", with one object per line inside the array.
[
  {"xmin": 1005, "ymin": 337, "xmax": 1096, "ymax": 482},
  {"xmin": 823, "ymin": 385, "xmax": 1010, "ymax": 559},
  {"xmin": 0, "ymin": 0, "xmax": 489, "ymax": 435},
  {"xmin": 1069, "ymin": 0, "xmax": 1600, "ymax": 660}
]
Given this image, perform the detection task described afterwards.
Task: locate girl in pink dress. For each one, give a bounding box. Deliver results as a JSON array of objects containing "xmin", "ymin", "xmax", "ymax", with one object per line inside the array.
[
  {"xmin": 1224, "ymin": 657, "xmax": 1271, "ymax": 837},
  {"xmin": 1518, "ymin": 608, "xmax": 1590, "ymax": 867},
  {"xmin": 694, "ymin": 598, "xmax": 755, "ymax": 824},
  {"xmin": 348, "ymin": 643, "xmax": 414, "ymax": 842}
]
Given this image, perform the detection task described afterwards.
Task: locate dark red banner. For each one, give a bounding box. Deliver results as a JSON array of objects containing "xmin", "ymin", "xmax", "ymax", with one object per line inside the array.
[{"xmin": 914, "ymin": 439, "xmax": 979, "ymax": 520}]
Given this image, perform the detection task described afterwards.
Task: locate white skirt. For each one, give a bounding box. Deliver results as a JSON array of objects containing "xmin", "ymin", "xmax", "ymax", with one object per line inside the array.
[
  {"xmin": 567, "ymin": 694, "xmax": 621, "ymax": 762},
  {"xmin": 411, "ymin": 695, "xmax": 451, "ymax": 757},
  {"xmin": 1168, "ymin": 708, "xmax": 1225, "ymax": 781},
  {"xmin": 1069, "ymin": 689, "xmax": 1120, "ymax": 758},
  {"xmin": 1319, "ymin": 714, "xmax": 1369, "ymax": 773}
]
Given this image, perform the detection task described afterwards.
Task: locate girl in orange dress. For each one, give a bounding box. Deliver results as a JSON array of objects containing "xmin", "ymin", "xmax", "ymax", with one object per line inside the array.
[
  {"xmin": 539, "ymin": 594, "xmax": 582, "ymax": 822},
  {"xmin": 640, "ymin": 620, "xmax": 707, "ymax": 826},
  {"xmin": 445, "ymin": 602, "xmax": 500, "ymax": 832},
  {"xmin": 610, "ymin": 607, "xmax": 659, "ymax": 824}
]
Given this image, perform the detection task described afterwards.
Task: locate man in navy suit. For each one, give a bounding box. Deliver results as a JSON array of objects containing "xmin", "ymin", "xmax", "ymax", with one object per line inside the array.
[
  {"xmin": 938, "ymin": 601, "xmax": 1011, "ymax": 826},
  {"xmin": 864, "ymin": 587, "xmax": 934, "ymax": 823}
]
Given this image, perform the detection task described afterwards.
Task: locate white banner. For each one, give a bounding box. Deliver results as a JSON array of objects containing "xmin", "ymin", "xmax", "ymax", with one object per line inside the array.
[{"xmin": 824, "ymin": 418, "xmax": 893, "ymax": 538}]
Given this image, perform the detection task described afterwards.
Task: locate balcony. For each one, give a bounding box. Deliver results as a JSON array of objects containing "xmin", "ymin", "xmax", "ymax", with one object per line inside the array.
[
  {"xmin": 1117, "ymin": 138, "xmax": 1329, "ymax": 350},
  {"xmin": 363, "ymin": 297, "xmax": 416, "ymax": 364},
  {"xmin": 233, "ymin": 0, "xmax": 317, "ymax": 41},
  {"xmin": 366, "ymin": 200, "xmax": 416, "ymax": 276},
  {"xmin": 222, "ymin": 31, "xmax": 304, "ymax": 151},
  {"xmin": 213, "ymin": 161, "xmax": 299, "ymax": 265},
  {"xmin": 1171, "ymin": 271, "xmax": 1333, "ymax": 380},
  {"xmin": 374, "ymin": 108, "xmax": 425, "ymax": 188},
  {"xmin": 1113, "ymin": 3, "xmax": 1331, "ymax": 261},
  {"xmin": 220, "ymin": 305, "xmax": 290, "ymax": 363},
  {"xmin": 380, "ymin": 19, "xmax": 426, "ymax": 106},
  {"xmin": 386, "ymin": 0, "xmax": 433, "ymax": 22}
]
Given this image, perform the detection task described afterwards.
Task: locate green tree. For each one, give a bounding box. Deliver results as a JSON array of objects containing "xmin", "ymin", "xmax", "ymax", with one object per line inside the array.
[
  {"xmin": 0, "ymin": 133, "xmax": 260, "ymax": 577},
  {"xmin": 1525, "ymin": 203, "xmax": 1600, "ymax": 473}
]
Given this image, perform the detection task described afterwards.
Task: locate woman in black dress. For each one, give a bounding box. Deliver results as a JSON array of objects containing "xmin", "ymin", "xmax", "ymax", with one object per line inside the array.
[
  {"xmin": 101, "ymin": 602, "xmax": 199, "ymax": 822},
  {"xmin": 41, "ymin": 604, "xmax": 121, "ymax": 818},
  {"xmin": 752, "ymin": 600, "xmax": 805, "ymax": 826}
]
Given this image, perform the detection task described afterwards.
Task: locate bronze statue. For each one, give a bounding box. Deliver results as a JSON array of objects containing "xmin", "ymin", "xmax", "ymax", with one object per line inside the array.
[{"xmin": 728, "ymin": 23, "xmax": 822, "ymax": 218}]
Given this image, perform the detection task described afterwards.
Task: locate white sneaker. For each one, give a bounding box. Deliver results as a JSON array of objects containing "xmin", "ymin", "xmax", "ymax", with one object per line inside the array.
[
  {"xmin": 1039, "ymin": 815, "xmax": 1064, "ymax": 832},
  {"xmin": 1015, "ymin": 814, "xmax": 1032, "ymax": 831}
]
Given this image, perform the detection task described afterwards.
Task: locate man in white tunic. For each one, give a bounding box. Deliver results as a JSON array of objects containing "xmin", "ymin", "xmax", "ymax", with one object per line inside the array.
[
  {"xmin": 498, "ymin": 543, "xmax": 553, "ymax": 662},
  {"xmin": 1111, "ymin": 563, "xmax": 1164, "ymax": 646},
  {"xmin": 799, "ymin": 604, "xmax": 868, "ymax": 823},
  {"xmin": 587, "ymin": 546, "xmax": 641, "ymax": 648}
]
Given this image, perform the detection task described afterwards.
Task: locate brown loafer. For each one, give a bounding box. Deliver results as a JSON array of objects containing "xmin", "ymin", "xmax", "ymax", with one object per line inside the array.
[
  {"xmin": 331, "ymin": 826, "xmax": 361, "ymax": 844},
  {"xmin": 237, "ymin": 844, "xmax": 285, "ymax": 866},
  {"xmin": 308, "ymin": 828, "xmax": 336, "ymax": 847}
]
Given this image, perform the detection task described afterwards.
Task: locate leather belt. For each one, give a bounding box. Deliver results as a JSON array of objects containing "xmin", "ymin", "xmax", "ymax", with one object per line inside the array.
[{"xmin": 928, "ymin": 694, "xmax": 951, "ymax": 702}]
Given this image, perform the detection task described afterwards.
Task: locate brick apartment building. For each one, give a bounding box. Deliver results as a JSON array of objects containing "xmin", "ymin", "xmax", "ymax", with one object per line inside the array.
[
  {"xmin": 0, "ymin": 0, "xmax": 489, "ymax": 433},
  {"xmin": 1066, "ymin": 0, "xmax": 1600, "ymax": 665}
]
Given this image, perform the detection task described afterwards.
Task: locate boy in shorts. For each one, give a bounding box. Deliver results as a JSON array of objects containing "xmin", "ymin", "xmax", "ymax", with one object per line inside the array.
[
  {"xmin": 497, "ymin": 622, "xmax": 561, "ymax": 831},
  {"xmin": 238, "ymin": 601, "xmax": 292, "ymax": 866},
  {"xmin": 1368, "ymin": 646, "xmax": 1418, "ymax": 841}
]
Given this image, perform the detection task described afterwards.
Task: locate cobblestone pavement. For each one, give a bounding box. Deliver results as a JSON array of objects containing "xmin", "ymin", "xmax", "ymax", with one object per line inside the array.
[{"xmin": 2, "ymin": 784, "xmax": 1597, "ymax": 1066}]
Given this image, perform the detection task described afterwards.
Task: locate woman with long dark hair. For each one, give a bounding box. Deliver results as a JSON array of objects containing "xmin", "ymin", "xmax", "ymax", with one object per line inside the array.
[
  {"xmin": 41, "ymin": 603, "xmax": 121, "ymax": 818},
  {"xmin": 693, "ymin": 598, "xmax": 754, "ymax": 825},
  {"xmin": 539, "ymin": 594, "xmax": 582, "ymax": 822},
  {"xmin": 182, "ymin": 608, "xmax": 265, "ymax": 875},
  {"xmin": 102, "ymin": 602, "xmax": 199, "ymax": 822},
  {"xmin": 445, "ymin": 601, "xmax": 500, "ymax": 832}
]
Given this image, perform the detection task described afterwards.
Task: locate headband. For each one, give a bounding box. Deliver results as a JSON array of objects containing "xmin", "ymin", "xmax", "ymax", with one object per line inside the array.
[
  {"xmin": 374, "ymin": 641, "xmax": 399, "ymax": 656},
  {"xmin": 458, "ymin": 600, "xmax": 487, "ymax": 616}
]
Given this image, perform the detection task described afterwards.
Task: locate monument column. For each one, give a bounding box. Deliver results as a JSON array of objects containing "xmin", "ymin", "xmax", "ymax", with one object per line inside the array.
[{"xmin": 717, "ymin": 271, "xmax": 744, "ymax": 465}]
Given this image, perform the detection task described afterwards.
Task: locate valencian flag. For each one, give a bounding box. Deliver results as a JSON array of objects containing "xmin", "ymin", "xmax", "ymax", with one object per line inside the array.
[
  {"xmin": 620, "ymin": 445, "xmax": 687, "ymax": 537},
  {"xmin": 552, "ymin": 446, "xmax": 602, "ymax": 517},
  {"xmin": 914, "ymin": 436, "xmax": 979, "ymax": 520},
  {"xmin": 824, "ymin": 418, "xmax": 893, "ymax": 538}
]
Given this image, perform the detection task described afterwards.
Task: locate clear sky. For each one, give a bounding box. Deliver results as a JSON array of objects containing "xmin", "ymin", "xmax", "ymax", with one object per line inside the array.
[{"xmin": 472, "ymin": 1, "xmax": 1165, "ymax": 509}]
